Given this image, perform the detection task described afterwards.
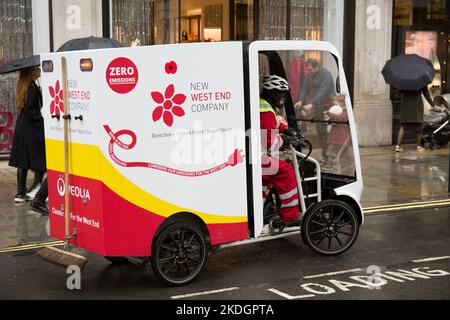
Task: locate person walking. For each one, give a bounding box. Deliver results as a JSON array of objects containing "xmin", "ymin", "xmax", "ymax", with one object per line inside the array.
[
  {"xmin": 295, "ymin": 59, "xmax": 335, "ymax": 163},
  {"xmin": 395, "ymin": 86, "xmax": 434, "ymax": 152},
  {"xmin": 9, "ymin": 66, "xmax": 46, "ymax": 202},
  {"xmin": 30, "ymin": 177, "xmax": 48, "ymax": 214}
]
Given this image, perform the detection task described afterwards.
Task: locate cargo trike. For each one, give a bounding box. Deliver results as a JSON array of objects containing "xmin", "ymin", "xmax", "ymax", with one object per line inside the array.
[{"xmin": 40, "ymin": 40, "xmax": 363, "ymax": 286}]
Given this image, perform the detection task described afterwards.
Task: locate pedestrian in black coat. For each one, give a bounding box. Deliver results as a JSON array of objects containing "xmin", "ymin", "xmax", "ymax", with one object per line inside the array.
[
  {"xmin": 9, "ymin": 66, "xmax": 46, "ymax": 202},
  {"xmin": 395, "ymin": 86, "xmax": 434, "ymax": 152}
]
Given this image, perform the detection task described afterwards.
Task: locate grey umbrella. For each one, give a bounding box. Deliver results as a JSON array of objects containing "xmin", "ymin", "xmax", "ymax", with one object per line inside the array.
[
  {"xmin": 0, "ymin": 55, "xmax": 40, "ymax": 74},
  {"xmin": 57, "ymin": 36, "xmax": 125, "ymax": 52}
]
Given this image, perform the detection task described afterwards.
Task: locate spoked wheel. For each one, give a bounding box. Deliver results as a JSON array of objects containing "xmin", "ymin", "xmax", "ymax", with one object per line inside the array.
[
  {"xmin": 301, "ymin": 199, "xmax": 359, "ymax": 256},
  {"xmin": 151, "ymin": 222, "xmax": 207, "ymax": 286}
]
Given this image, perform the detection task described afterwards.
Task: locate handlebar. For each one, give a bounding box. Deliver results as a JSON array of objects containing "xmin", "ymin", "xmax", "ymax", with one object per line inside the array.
[{"xmin": 282, "ymin": 130, "xmax": 313, "ymax": 165}]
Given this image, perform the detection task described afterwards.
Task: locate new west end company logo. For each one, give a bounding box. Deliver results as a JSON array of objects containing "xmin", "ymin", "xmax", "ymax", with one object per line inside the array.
[
  {"xmin": 151, "ymin": 60, "xmax": 187, "ymax": 127},
  {"xmin": 56, "ymin": 177, "xmax": 91, "ymax": 200},
  {"xmin": 151, "ymin": 84, "xmax": 186, "ymax": 127},
  {"xmin": 49, "ymin": 80, "xmax": 64, "ymax": 120}
]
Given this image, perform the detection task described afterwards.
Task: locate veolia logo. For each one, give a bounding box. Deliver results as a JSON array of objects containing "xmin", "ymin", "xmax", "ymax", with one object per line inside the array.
[
  {"xmin": 57, "ymin": 177, "xmax": 66, "ymax": 197},
  {"xmin": 56, "ymin": 177, "xmax": 91, "ymax": 200}
]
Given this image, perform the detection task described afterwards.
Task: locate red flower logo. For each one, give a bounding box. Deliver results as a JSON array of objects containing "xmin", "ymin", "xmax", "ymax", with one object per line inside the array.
[
  {"xmin": 151, "ymin": 84, "xmax": 186, "ymax": 127},
  {"xmin": 165, "ymin": 61, "xmax": 177, "ymax": 74},
  {"xmin": 49, "ymin": 80, "xmax": 64, "ymax": 119}
]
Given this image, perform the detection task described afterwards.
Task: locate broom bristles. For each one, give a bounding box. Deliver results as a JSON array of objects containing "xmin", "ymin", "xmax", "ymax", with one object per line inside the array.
[{"xmin": 37, "ymin": 246, "xmax": 87, "ymax": 270}]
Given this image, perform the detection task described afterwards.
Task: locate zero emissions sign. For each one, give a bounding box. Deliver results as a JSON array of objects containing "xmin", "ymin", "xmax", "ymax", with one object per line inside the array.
[{"xmin": 106, "ymin": 57, "xmax": 139, "ymax": 94}]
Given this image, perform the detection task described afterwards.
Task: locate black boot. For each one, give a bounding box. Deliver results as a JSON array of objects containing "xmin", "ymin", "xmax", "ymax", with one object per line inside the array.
[
  {"xmin": 14, "ymin": 168, "xmax": 29, "ymax": 202},
  {"xmin": 283, "ymin": 217, "xmax": 302, "ymax": 228},
  {"xmin": 27, "ymin": 171, "xmax": 44, "ymax": 198},
  {"xmin": 30, "ymin": 178, "xmax": 49, "ymax": 215}
]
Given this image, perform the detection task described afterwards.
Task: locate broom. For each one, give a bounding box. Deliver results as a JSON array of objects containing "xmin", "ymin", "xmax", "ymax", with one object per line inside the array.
[{"xmin": 37, "ymin": 57, "xmax": 87, "ymax": 270}]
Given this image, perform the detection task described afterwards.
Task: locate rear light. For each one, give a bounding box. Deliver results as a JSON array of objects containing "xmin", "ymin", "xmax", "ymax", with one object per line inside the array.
[
  {"xmin": 42, "ymin": 60, "xmax": 54, "ymax": 72},
  {"xmin": 80, "ymin": 58, "xmax": 93, "ymax": 72}
]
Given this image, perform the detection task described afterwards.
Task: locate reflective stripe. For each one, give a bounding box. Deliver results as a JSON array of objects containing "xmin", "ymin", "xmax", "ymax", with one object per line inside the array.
[
  {"xmin": 275, "ymin": 117, "xmax": 280, "ymax": 128},
  {"xmin": 281, "ymin": 198, "xmax": 299, "ymax": 208},
  {"xmin": 260, "ymin": 98, "xmax": 276, "ymax": 115},
  {"xmin": 279, "ymin": 189, "xmax": 298, "ymax": 200}
]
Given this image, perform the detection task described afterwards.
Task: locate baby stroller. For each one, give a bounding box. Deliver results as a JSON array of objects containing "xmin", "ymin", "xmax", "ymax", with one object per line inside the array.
[{"xmin": 422, "ymin": 94, "xmax": 450, "ymax": 150}]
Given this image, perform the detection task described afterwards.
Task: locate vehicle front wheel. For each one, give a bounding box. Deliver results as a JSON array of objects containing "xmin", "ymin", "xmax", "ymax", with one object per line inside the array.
[
  {"xmin": 301, "ymin": 199, "xmax": 359, "ymax": 256},
  {"xmin": 151, "ymin": 222, "xmax": 207, "ymax": 286}
]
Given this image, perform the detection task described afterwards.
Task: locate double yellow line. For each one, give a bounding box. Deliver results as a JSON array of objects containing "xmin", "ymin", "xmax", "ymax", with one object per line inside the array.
[
  {"xmin": 363, "ymin": 199, "xmax": 450, "ymax": 214},
  {"xmin": 1, "ymin": 199, "xmax": 449, "ymax": 254},
  {"xmin": 0, "ymin": 240, "xmax": 64, "ymax": 254}
]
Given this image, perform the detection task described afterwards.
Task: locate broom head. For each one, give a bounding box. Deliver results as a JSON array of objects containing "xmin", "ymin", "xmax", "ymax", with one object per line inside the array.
[{"xmin": 37, "ymin": 246, "xmax": 87, "ymax": 270}]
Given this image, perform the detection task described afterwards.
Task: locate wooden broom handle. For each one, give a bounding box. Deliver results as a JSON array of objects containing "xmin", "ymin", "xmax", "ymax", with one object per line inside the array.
[{"xmin": 61, "ymin": 57, "xmax": 70, "ymax": 240}]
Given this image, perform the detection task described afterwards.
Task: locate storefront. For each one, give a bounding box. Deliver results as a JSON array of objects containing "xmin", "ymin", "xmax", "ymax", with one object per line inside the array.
[
  {"xmin": 109, "ymin": 0, "xmax": 344, "ymax": 53},
  {"xmin": 391, "ymin": 0, "xmax": 449, "ymax": 144},
  {"xmin": 0, "ymin": 0, "xmax": 34, "ymax": 154}
]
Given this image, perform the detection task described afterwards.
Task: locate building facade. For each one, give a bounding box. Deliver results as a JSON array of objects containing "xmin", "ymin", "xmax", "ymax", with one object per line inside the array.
[{"xmin": 0, "ymin": 0, "xmax": 449, "ymax": 153}]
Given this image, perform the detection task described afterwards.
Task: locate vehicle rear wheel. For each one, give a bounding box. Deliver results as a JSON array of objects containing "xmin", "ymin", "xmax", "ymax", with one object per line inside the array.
[
  {"xmin": 301, "ymin": 199, "xmax": 359, "ymax": 256},
  {"xmin": 151, "ymin": 222, "xmax": 207, "ymax": 286}
]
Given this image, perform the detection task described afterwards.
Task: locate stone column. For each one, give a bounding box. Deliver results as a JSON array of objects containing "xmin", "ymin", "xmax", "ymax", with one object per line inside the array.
[
  {"xmin": 353, "ymin": 0, "xmax": 393, "ymax": 146},
  {"xmin": 51, "ymin": 0, "xmax": 103, "ymax": 51}
]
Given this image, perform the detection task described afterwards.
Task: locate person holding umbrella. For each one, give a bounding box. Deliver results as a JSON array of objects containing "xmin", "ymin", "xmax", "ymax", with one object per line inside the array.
[
  {"xmin": 8, "ymin": 65, "xmax": 46, "ymax": 202},
  {"xmin": 395, "ymin": 86, "xmax": 434, "ymax": 152},
  {"xmin": 382, "ymin": 54, "xmax": 436, "ymax": 152}
]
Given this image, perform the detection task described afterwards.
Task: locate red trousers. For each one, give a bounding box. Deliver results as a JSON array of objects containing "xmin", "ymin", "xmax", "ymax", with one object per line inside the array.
[{"xmin": 262, "ymin": 156, "xmax": 299, "ymax": 222}]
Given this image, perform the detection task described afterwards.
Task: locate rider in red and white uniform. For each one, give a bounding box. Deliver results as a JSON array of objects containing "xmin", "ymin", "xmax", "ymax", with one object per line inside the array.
[{"xmin": 260, "ymin": 75, "xmax": 300, "ymax": 225}]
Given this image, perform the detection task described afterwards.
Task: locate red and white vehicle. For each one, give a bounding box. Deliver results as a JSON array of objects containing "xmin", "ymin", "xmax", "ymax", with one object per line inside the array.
[{"xmin": 40, "ymin": 41, "xmax": 364, "ymax": 286}]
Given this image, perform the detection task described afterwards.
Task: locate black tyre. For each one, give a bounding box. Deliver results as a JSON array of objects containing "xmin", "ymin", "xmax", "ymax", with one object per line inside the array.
[
  {"xmin": 301, "ymin": 199, "xmax": 359, "ymax": 256},
  {"xmin": 104, "ymin": 256, "xmax": 129, "ymax": 264},
  {"xmin": 151, "ymin": 222, "xmax": 207, "ymax": 286}
]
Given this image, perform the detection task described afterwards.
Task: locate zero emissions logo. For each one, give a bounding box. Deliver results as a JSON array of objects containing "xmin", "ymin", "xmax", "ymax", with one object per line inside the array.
[{"xmin": 106, "ymin": 57, "xmax": 139, "ymax": 94}]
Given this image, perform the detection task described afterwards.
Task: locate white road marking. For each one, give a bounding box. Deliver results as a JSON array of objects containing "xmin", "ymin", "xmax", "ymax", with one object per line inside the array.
[
  {"xmin": 303, "ymin": 268, "xmax": 364, "ymax": 279},
  {"xmin": 412, "ymin": 256, "xmax": 450, "ymax": 263},
  {"xmin": 268, "ymin": 288, "xmax": 315, "ymax": 300},
  {"xmin": 170, "ymin": 287, "xmax": 240, "ymax": 299}
]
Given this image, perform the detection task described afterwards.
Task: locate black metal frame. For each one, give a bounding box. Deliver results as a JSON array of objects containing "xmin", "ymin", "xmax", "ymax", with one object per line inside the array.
[{"xmin": 101, "ymin": 0, "xmax": 110, "ymax": 38}]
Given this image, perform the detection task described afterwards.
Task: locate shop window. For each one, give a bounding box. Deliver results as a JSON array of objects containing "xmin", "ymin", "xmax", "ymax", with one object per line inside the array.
[
  {"xmin": 258, "ymin": 0, "xmax": 286, "ymax": 40},
  {"xmin": 235, "ymin": 0, "xmax": 253, "ymax": 40},
  {"xmin": 111, "ymin": 0, "xmax": 154, "ymax": 46},
  {"xmin": 180, "ymin": 0, "xmax": 229, "ymax": 43},
  {"xmin": 0, "ymin": 0, "xmax": 33, "ymax": 154},
  {"xmin": 290, "ymin": 0, "xmax": 324, "ymax": 41},
  {"xmin": 154, "ymin": 0, "xmax": 179, "ymax": 44}
]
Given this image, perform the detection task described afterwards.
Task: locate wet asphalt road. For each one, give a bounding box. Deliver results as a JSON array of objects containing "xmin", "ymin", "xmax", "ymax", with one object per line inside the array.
[{"xmin": 0, "ymin": 207, "xmax": 449, "ymax": 300}]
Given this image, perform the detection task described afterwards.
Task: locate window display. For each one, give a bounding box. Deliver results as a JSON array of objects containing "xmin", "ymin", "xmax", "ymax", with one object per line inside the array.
[
  {"xmin": 0, "ymin": 0, "xmax": 33, "ymax": 153},
  {"xmin": 111, "ymin": 0, "xmax": 154, "ymax": 46},
  {"xmin": 405, "ymin": 31, "xmax": 441, "ymax": 95}
]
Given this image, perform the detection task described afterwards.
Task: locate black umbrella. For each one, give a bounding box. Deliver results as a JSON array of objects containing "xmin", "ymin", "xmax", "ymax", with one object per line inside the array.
[
  {"xmin": 57, "ymin": 36, "xmax": 125, "ymax": 52},
  {"xmin": 0, "ymin": 55, "xmax": 40, "ymax": 75},
  {"xmin": 382, "ymin": 54, "xmax": 436, "ymax": 91}
]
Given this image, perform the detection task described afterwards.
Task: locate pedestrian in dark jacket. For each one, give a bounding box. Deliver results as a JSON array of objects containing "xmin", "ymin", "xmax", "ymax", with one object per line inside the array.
[
  {"xmin": 395, "ymin": 86, "xmax": 434, "ymax": 152},
  {"xmin": 9, "ymin": 66, "xmax": 46, "ymax": 202},
  {"xmin": 295, "ymin": 59, "xmax": 336, "ymax": 162}
]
